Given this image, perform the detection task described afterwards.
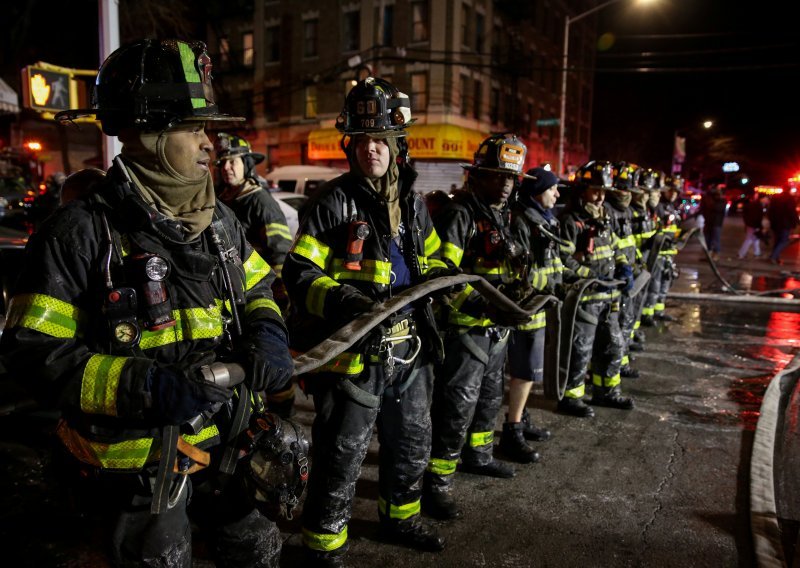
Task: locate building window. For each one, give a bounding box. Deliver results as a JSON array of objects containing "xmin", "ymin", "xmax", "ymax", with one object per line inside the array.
[
  {"xmin": 342, "ymin": 11, "xmax": 360, "ymax": 52},
  {"xmin": 473, "ymin": 80, "xmax": 482, "ymax": 120},
  {"xmin": 411, "ymin": 72, "xmax": 428, "ymax": 112},
  {"xmin": 411, "ymin": 1, "xmax": 429, "ymax": 42},
  {"xmin": 490, "ymin": 87, "xmax": 500, "ymax": 124},
  {"xmin": 263, "ymin": 88, "xmax": 280, "ymax": 123},
  {"xmin": 305, "ymin": 85, "xmax": 318, "ymax": 119},
  {"xmin": 475, "ymin": 13, "xmax": 485, "ymax": 53},
  {"xmin": 219, "ymin": 37, "xmax": 230, "ymax": 68},
  {"xmin": 242, "ymin": 32, "xmax": 254, "ymax": 67},
  {"xmin": 241, "ymin": 89, "xmax": 253, "ymax": 121},
  {"xmin": 460, "ymin": 75, "xmax": 470, "ymax": 117},
  {"xmin": 265, "ymin": 25, "xmax": 280, "ymax": 63},
  {"xmin": 503, "ymin": 93, "xmax": 514, "ymax": 127},
  {"xmin": 461, "ymin": 3, "xmax": 471, "ymax": 49},
  {"xmin": 304, "ymin": 19, "xmax": 319, "ymax": 58},
  {"xmin": 527, "ymin": 102, "xmax": 534, "ymax": 131},
  {"xmin": 375, "ymin": 5, "xmax": 394, "ymax": 45}
]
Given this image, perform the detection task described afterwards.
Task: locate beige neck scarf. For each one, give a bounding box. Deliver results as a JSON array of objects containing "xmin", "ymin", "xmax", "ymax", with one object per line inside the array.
[
  {"xmin": 120, "ymin": 131, "xmax": 215, "ymax": 241},
  {"xmin": 352, "ymin": 137, "xmax": 402, "ymax": 237}
]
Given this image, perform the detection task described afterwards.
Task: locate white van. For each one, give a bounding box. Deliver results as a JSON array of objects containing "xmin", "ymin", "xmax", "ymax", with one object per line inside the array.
[{"xmin": 265, "ymin": 165, "xmax": 344, "ymax": 197}]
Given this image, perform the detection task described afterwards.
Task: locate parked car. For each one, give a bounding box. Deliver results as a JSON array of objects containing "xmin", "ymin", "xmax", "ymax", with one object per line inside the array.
[
  {"xmin": 265, "ymin": 165, "xmax": 343, "ymax": 197},
  {"xmin": 272, "ymin": 191, "xmax": 308, "ymax": 237},
  {"xmin": 0, "ymin": 223, "xmax": 29, "ymax": 325}
]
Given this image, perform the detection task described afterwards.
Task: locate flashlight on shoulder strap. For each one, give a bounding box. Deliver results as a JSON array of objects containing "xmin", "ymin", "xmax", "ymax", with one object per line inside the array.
[{"xmin": 344, "ymin": 221, "xmax": 370, "ymax": 271}]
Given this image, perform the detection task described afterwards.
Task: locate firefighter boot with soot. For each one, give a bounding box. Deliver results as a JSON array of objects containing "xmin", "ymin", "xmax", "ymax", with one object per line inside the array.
[{"xmin": 499, "ymin": 422, "xmax": 541, "ymax": 464}]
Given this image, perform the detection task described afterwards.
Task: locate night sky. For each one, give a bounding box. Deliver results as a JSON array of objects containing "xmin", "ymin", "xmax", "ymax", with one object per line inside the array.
[{"xmin": 591, "ymin": 0, "xmax": 800, "ymax": 186}]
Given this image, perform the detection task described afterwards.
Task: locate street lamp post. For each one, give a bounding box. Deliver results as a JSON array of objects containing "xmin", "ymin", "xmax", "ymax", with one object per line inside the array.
[{"xmin": 557, "ymin": 0, "xmax": 653, "ymax": 177}]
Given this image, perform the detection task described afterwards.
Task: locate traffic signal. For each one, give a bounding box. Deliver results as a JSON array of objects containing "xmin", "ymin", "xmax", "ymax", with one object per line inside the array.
[{"xmin": 20, "ymin": 62, "xmax": 95, "ymax": 118}]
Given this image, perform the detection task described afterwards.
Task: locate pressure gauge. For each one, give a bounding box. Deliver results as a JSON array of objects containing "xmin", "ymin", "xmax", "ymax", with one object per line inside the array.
[{"xmin": 145, "ymin": 255, "xmax": 170, "ymax": 281}]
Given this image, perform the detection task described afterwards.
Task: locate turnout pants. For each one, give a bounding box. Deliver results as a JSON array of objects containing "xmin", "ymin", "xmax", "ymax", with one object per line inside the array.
[
  {"xmin": 618, "ymin": 290, "xmax": 637, "ymax": 367},
  {"xmin": 565, "ymin": 298, "xmax": 626, "ymax": 399},
  {"xmin": 643, "ymin": 256, "xmax": 665, "ymax": 320},
  {"xmin": 426, "ymin": 327, "xmax": 510, "ymax": 491},
  {"xmin": 301, "ymin": 342, "xmax": 434, "ymax": 553}
]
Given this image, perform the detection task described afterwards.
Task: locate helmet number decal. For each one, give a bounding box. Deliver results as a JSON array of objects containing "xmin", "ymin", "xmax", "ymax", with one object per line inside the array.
[{"xmin": 500, "ymin": 143, "xmax": 524, "ymax": 169}]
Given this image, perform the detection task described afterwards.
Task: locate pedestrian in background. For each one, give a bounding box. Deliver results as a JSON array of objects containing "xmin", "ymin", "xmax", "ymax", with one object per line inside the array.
[
  {"xmin": 738, "ymin": 192, "xmax": 769, "ymax": 260},
  {"xmin": 767, "ymin": 190, "xmax": 799, "ymax": 265},
  {"xmin": 700, "ymin": 185, "xmax": 727, "ymax": 261}
]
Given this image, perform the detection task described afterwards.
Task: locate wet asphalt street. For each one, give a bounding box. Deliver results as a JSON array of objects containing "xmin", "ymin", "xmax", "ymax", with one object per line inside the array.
[{"xmin": 1, "ymin": 214, "xmax": 798, "ymax": 567}]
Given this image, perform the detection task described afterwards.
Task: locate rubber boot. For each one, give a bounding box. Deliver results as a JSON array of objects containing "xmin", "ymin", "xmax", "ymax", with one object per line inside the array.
[
  {"xmin": 656, "ymin": 312, "xmax": 676, "ymax": 322},
  {"xmin": 628, "ymin": 339, "xmax": 644, "ymax": 352},
  {"xmin": 379, "ymin": 516, "xmax": 445, "ymax": 552},
  {"xmin": 640, "ymin": 314, "xmax": 655, "ymax": 327},
  {"xmin": 620, "ymin": 366, "xmax": 640, "ymax": 379},
  {"xmin": 422, "ymin": 473, "xmax": 462, "ymax": 520},
  {"xmin": 499, "ymin": 422, "xmax": 540, "ymax": 464},
  {"xmin": 556, "ymin": 397, "xmax": 595, "ymax": 418},
  {"xmin": 591, "ymin": 386, "xmax": 635, "ymax": 410},
  {"xmin": 519, "ymin": 409, "xmax": 552, "ymax": 441},
  {"xmin": 459, "ymin": 458, "xmax": 515, "ymax": 478},
  {"xmin": 303, "ymin": 543, "xmax": 349, "ymax": 568}
]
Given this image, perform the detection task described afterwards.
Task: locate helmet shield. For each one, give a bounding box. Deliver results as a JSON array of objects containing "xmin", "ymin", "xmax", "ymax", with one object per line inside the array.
[
  {"xmin": 463, "ymin": 133, "xmax": 534, "ymax": 178},
  {"xmin": 336, "ymin": 77, "xmax": 413, "ymax": 138},
  {"xmin": 55, "ymin": 39, "xmax": 244, "ymax": 135},
  {"xmin": 576, "ymin": 160, "xmax": 614, "ymax": 190}
]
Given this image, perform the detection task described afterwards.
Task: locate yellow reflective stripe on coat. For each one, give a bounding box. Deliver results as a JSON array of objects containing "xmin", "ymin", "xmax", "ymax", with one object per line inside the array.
[
  {"xmin": 140, "ymin": 306, "xmax": 224, "ymax": 350},
  {"xmin": 5, "ymin": 293, "xmax": 84, "ymax": 339},
  {"xmin": 245, "ymin": 297, "xmax": 281, "ymax": 317},
  {"xmin": 441, "ymin": 242, "xmax": 464, "ymax": 266},
  {"xmin": 517, "ymin": 311, "xmax": 547, "ymax": 331},
  {"xmin": 81, "ymin": 354, "xmax": 129, "ymax": 416},
  {"xmin": 265, "ymin": 222, "xmax": 291, "ymax": 240},
  {"xmin": 307, "ymin": 276, "xmax": 340, "ymax": 317},
  {"xmin": 330, "ymin": 259, "xmax": 391, "ymax": 285},
  {"xmin": 243, "ymin": 250, "xmax": 272, "ymax": 291},
  {"xmin": 471, "ymin": 257, "xmax": 507, "ymax": 275},
  {"xmin": 378, "ymin": 497, "xmax": 421, "ymax": 520},
  {"xmin": 560, "ymin": 241, "xmax": 576, "ymax": 255},
  {"xmin": 419, "ymin": 257, "xmax": 449, "ymax": 274},
  {"xmin": 291, "ymin": 233, "xmax": 332, "ymax": 269},
  {"xmin": 576, "ymin": 266, "xmax": 592, "ymax": 278},
  {"xmin": 449, "ymin": 284, "xmax": 492, "ymax": 327},
  {"xmin": 311, "ymin": 351, "xmax": 364, "ymax": 375},
  {"xmin": 581, "ymin": 289, "xmax": 621, "ymax": 302},
  {"xmin": 424, "ymin": 229, "xmax": 442, "ymax": 257},
  {"xmin": 427, "ymin": 457, "xmax": 458, "ymax": 476},
  {"xmin": 590, "ymin": 245, "xmax": 614, "ymax": 261},
  {"xmin": 469, "ymin": 431, "xmax": 494, "ymax": 448},
  {"xmin": 302, "ymin": 527, "xmax": 348, "ymax": 552},
  {"xmin": 617, "ymin": 234, "xmax": 636, "ymax": 250},
  {"xmin": 530, "ymin": 269, "xmax": 548, "ymax": 291}
]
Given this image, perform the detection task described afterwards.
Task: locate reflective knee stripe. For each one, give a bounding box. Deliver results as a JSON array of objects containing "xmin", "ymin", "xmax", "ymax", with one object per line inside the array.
[
  {"xmin": 441, "ymin": 241, "xmax": 464, "ymax": 266},
  {"xmin": 5, "ymin": 293, "xmax": 84, "ymax": 338},
  {"xmin": 243, "ymin": 251, "xmax": 272, "ymax": 291},
  {"xmin": 469, "ymin": 431, "xmax": 494, "ymax": 448},
  {"xmin": 592, "ymin": 373, "xmax": 621, "ymax": 388},
  {"xmin": 378, "ymin": 496, "xmax": 421, "ymax": 520},
  {"xmin": 265, "ymin": 222, "xmax": 291, "ymax": 241},
  {"xmin": 427, "ymin": 457, "xmax": 458, "ymax": 476},
  {"xmin": 302, "ymin": 527, "xmax": 348, "ymax": 552},
  {"xmin": 244, "ymin": 297, "xmax": 281, "ymax": 317},
  {"xmin": 564, "ymin": 383, "xmax": 586, "ymax": 398},
  {"xmin": 311, "ymin": 352, "xmax": 364, "ymax": 375},
  {"xmin": 81, "ymin": 354, "xmax": 129, "ymax": 416},
  {"xmin": 621, "ymin": 355, "xmax": 630, "ymax": 366},
  {"xmin": 307, "ymin": 276, "xmax": 340, "ymax": 317},
  {"xmin": 292, "ymin": 233, "xmax": 332, "ymax": 269},
  {"xmin": 140, "ymin": 306, "xmax": 224, "ymax": 350}
]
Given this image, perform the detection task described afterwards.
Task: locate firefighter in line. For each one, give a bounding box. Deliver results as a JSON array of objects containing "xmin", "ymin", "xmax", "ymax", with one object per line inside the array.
[
  {"xmin": 214, "ymin": 133, "xmax": 296, "ymax": 417},
  {"xmin": 628, "ymin": 167, "xmax": 658, "ymax": 351},
  {"xmin": 640, "ymin": 170, "xmax": 663, "ymax": 327},
  {"xmin": 282, "ymin": 77, "xmax": 451, "ymax": 566},
  {"xmin": 422, "ymin": 134, "xmax": 534, "ymax": 521},
  {"xmin": 652, "ymin": 174, "xmax": 683, "ymax": 322},
  {"xmin": 557, "ymin": 160, "xmax": 635, "ymax": 417},
  {"xmin": 501, "ymin": 167, "xmax": 572, "ymax": 463},
  {"xmin": 0, "ymin": 40, "xmax": 294, "ymax": 567},
  {"xmin": 605, "ymin": 162, "xmax": 644, "ymax": 379}
]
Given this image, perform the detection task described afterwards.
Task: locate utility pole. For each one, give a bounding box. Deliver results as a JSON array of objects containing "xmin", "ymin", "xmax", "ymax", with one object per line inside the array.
[{"xmin": 99, "ymin": 0, "xmax": 121, "ymax": 168}]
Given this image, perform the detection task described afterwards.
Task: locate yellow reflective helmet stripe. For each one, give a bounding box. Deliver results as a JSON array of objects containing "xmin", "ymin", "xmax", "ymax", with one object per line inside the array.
[
  {"xmin": 243, "ymin": 250, "xmax": 272, "ymax": 291},
  {"xmin": 307, "ymin": 276, "xmax": 341, "ymax": 317},
  {"xmin": 378, "ymin": 496, "xmax": 421, "ymax": 520},
  {"xmin": 5, "ymin": 293, "xmax": 84, "ymax": 338},
  {"xmin": 302, "ymin": 527, "xmax": 348, "ymax": 552},
  {"xmin": 469, "ymin": 431, "xmax": 494, "ymax": 448},
  {"xmin": 292, "ymin": 233, "xmax": 332, "ymax": 269},
  {"xmin": 427, "ymin": 457, "xmax": 458, "ymax": 476},
  {"xmin": 81, "ymin": 354, "xmax": 129, "ymax": 416},
  {"xmin": 140, "ymin": 306, "xmax": 224, "ymax": 350}
]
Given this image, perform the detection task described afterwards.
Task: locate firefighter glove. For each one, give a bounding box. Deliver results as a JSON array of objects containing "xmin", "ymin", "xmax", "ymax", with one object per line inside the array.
[
  {"xmin": 145, "ymin": 357, "xmax": 232, "ymax": 425},
  {"xmin": 242, "ymin": 320, "xmax": 294, "ymax": 393},
  {"xmin": 615, "ymin": 264, "xmax": 634, "ymax": 292}
]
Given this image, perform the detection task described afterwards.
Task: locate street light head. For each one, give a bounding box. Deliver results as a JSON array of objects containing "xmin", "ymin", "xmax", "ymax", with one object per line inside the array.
[{"xmin": 703, "ymin": 120, "xmax": 714, "ymax": 129}]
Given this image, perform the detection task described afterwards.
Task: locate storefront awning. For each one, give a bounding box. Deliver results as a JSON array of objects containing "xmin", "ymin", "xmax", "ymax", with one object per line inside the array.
[
  {"xmin": 0, "ymin": 77, "xmax": 20, "ymax": 114},
  {"xmin": 308, "ymin": 124, "xmax": 488, "ymax": 161}
]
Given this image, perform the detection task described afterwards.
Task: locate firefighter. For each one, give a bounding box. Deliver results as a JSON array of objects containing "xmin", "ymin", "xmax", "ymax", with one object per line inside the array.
[
  {"xmin": 628, "ymin": 167, "xmax": 658, "ymax": 349},
  {"xmin": 0, "ymin": 40, "xmax": 294, "ymax": 567},
  {"xmin": 606, "ymin": 162, "xmax": 644, "ymax": 379},
  {"xmin": 214, "ymin": 133, "xmax": 296, "ymax": 417},
  {"xmin": 501, "ymin": 167, "xmax": 571, "ymax": 463},
  {"xmin": 653, "ymin": 175, "xmax": 682, "ymax": 321},
  {"xmin": 557, "ymin": 160, "xmax": 635, "ymax": 417},
  {"xmin": 422, "ymin": 134, "xmax": 534, "ymax": 520},
  {"xmin": 282, "ymin": 77, "xmax": 450, "ymax": 565},
  {"xmin": 640, "ymin": 170, "xmax": 663, "ymax": 327}
]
